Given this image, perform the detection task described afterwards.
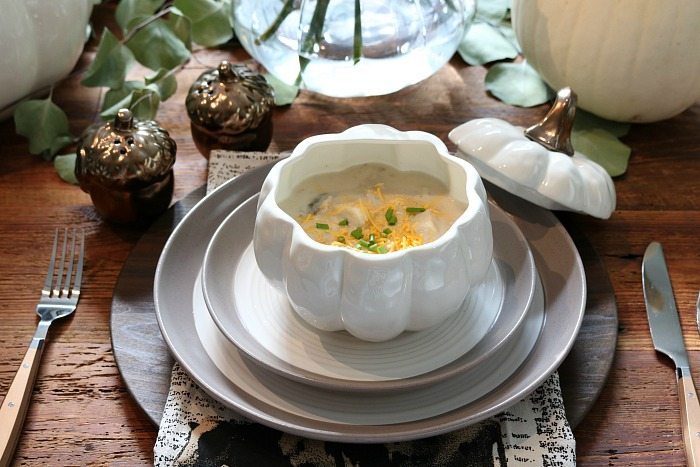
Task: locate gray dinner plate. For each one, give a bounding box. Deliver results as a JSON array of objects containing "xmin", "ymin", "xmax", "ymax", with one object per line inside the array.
[
  {"xmin": 154, "ymin": 164, "xmax": 586, "ymax": 443},
  {"xmin": 193, "ymin": 269, "xmax": 544, "ymax": 425}
]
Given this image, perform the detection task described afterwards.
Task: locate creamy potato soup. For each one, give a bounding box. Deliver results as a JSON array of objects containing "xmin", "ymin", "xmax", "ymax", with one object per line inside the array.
[{"xmin": 279, "ymin": 163, "xmax": 467, "ymax": 254}]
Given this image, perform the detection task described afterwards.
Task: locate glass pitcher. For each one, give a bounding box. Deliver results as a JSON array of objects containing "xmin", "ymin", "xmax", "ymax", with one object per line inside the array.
[{"xmin": 232, "ymin": 0, "xmax": 475, "ymax": 97}]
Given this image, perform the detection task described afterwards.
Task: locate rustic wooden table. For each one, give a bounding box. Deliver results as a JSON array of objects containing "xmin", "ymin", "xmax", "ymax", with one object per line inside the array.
[{"xmin": 1, "ymin": 7, "xmax": 699, "ymax": 466}]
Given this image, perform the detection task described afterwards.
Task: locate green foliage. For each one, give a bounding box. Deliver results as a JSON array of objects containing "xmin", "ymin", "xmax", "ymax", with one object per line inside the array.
[
  {"xmin": 125, "ymin": 20, "xmax": 191, "ymax": 70},
  {"xmin": 14, "ymin": 97, "xmax": 73, "ymax": 159},
  {"xmin": 485, "ymin": 62, "xmax": 553, "ymax": 107},
  {"xmin": 573, "ymin": 110, "xmax": 630, "ymax": 138},
  {"xmin": 263, "ymin": 73, "xmax": 299, "ymax": 106},
  {"xmin": 174, "ymin": 0, "xmax": 233, "ymax": 47},
  {"xmin": 572, "ymin": 111, "xmax": 632, "ymax": 177},
  {"xmin": 81, "ymin": 29, "xmax": 134, "ymax": 88},
  {"xmin": 474, "ymin": 0, "xmax": 510, "ymax": 24},
  {"xmin": 458, "ymin": 22, "xmax": 518, "ymax": 66},
  {"xmin": 13, "ymin": 0, "xmax": 237, "ymax": 182},
  {"xmin": 146, "ymin": 68, "xmax": 178, "ymax": 101},
  {"xmin": 100, "ymin": 82, "xmax": 162, "ymax": 121},
  {"xmin": 53, "ymin": 153, "xmax": 79, "ymax": 184},
  {"xmin": 115, "ymin": 0, "xmax": 163, "ymax": 31},
  {"xmin": 165, "ymin": 8, "xmax": 194, "ymax": 50}
]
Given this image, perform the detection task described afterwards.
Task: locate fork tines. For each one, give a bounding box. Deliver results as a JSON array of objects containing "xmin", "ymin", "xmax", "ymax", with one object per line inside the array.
[{"xmin": 42, "ymin": 228, "xmax": 85, "ymax": 301}]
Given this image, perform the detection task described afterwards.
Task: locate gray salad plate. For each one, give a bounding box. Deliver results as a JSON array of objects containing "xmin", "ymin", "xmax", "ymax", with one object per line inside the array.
[{"xmin": 201, "ymin": 194, "xmax": 537, "ymax": 392}]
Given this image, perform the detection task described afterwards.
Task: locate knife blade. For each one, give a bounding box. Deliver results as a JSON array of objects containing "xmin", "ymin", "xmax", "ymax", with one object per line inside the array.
[{"xmin": 643, "ymin": 242, "xmax": 700, "ymax": 467}]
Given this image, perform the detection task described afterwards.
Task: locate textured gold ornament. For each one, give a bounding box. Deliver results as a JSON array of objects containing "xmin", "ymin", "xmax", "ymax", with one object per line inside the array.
[
  {"xmin": 186, "ymin": 60, "xmax": 274, "ymax": 157},
  {"xmin": 75, "ymin": 109, "xmax": 177, "ymax": 223}
]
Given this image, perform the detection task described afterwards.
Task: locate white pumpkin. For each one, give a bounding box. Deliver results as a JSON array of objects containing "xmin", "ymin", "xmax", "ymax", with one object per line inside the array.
[
  {"xmin": 0, "ymin": 0, "xmax": 93, "ymax": 119},
  {"xmin": 511, "ymin": 0, "xmax": 700, "ymax": 123}
]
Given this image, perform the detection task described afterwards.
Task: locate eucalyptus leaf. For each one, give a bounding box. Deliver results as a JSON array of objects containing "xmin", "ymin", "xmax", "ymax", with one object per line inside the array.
[
  {"xmin": 146, "ymin": 69, "xmax": 178, "ymax": 101},
  {"xmin": 100, "ymin": 87, "xmax": 161, "ymax": 121},
  {"xmin": 264, "ymin": 73, "xmax": 299, "ymax": 106},
  {"xmin": 173, "ymin": 0, "xmax": 220, "ymax": 23},
  {"xmin": 103, "ymin": 81, "xmax": 143, "ymax": 111},
  {"xmin": 485, "ymin": 61, "xmax": 553, "ymax": 107},
  {"xmin": 474, "ymin": 0, "xmax": 509, "ymax": 25},
  {"xmin": 572, "ymin": 128, "xmax": 631, "ymax": 177},
  {"xmin": 126, "ymin": 19, "xmax": 191, "ymax": 70},
  {"xmin": 48, "ymin": 136, "xmax": 75, "ymax": 161},
  {"xmin": 81, "ymin": 29, "xmax": 134, "ymax": 88},
  {"xmin": 574, "ymin": 109, "xmax": 630, "ymax": 137},
  {"xmin": 14, "ymin": 98, "xmax": 73, "ymax": 158},
  {"xmin": 53, "ymin": 153, "xmax": 79, "ymax": 185},
  {"xmin": 173, "ymin": 0, "xmax": 233, "ymax": 46},
  {"xmin": 100, "ymin": 92, "xmax": 135, "ymax": 119},
  {"xmin": 190, "ymin": 4, "xmax": 234, "ymax": 47},
  {"xmin": 498, "ymin": 22, "xmax": 520, "ymax": 52},
  {"xmin": 165, "ymin": 7, "xmax": 193, "ymax": 50},
  {"xmin": 129, "ymin": 89, "xmax": 161, "ymax": 120},
  {"xmin": 458, "ymin": 22, "xmax": 518, "ymax": 65},
  {"xmin": 116, "ymin": 0, "xmax": 164, "ymax": 31}
]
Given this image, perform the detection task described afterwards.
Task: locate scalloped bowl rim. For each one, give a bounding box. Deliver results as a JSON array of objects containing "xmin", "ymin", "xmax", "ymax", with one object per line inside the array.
[{"xmin": 258, "ymin": 125, "xmax": 487, "ymax": 261}]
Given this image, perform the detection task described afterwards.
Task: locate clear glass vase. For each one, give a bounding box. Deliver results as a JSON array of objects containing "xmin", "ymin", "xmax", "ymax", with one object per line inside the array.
[{"xmin": 232, "ymin": 0, "xmax": 475, "ymax": 97}]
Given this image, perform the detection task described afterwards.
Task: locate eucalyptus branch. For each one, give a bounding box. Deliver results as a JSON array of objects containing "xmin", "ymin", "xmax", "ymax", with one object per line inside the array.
[
  {"xmin": 295, "ymin": 0, "xmax": 331, "ymax": 82},
  {"xmin": 300, "ymin": 0, "xmax": 330, "ymax": 56},
  {"xmin": 445, "ymin": 0, "xmax": 458, "ymax": 14},
  {"xmin": 121, "ymin": 6, "xmax": 173, "ymax": 43},
  {"xmin": 255, "ymin": 0, "xmax": 295, "ymax": 45},
  {"xmin": 353, "ymin": 0, "xmax": 362, "ymax": 64}
]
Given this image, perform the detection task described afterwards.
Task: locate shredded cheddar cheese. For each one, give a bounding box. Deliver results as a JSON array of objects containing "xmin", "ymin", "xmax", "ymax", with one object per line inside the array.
[
  {"xmin": 296, "ymin": 185, "xmax": 449, "ymax": 254},
  {"xmin": 278, "ymin": 163, "xmax": 467, "ymax": 255}
]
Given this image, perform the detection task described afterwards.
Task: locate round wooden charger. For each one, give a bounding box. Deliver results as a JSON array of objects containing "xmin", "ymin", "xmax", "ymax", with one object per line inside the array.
[{"xmin": 110, "ymin": 184, "xmax": 618, "ymax": 429}]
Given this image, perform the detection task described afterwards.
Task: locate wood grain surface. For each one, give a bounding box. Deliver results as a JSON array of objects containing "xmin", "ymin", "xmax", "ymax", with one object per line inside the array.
[{"xmin": 0, "ymin": 2, "xmax": 699, "ymax": 465}]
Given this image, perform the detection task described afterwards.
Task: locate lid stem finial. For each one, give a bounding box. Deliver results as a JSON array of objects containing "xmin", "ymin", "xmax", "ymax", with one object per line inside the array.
[
  {"xmin": 114, "ymin": 108, "xmax": 134, "ymax": 131},
  {"xmin": 524, "ymin": 87, "xmax": 577, "ymax": 156}
]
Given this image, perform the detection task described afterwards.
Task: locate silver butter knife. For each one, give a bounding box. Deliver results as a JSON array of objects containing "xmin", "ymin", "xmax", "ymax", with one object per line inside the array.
[{"xmin": 643, "ymin": 242, "xmax": 700, "ymax": 466}]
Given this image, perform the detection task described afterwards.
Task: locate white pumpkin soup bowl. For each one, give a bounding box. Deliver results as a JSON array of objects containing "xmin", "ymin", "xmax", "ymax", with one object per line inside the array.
[{"xmin": 253, "ymin": 124, "xmax": 493, "ymax": 342}]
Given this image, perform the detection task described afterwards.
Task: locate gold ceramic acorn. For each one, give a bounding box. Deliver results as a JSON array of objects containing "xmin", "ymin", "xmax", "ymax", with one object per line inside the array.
[
  {"xmin": 75, "ymin": 109, "xmax": 177, "ymax": 223},
  {"xmin": 186, "ymin": 60, "xmax": 274, "ymax": 158}
]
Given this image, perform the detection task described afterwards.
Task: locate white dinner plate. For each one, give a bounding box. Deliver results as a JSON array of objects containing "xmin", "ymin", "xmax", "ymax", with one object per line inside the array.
[
  {"xmin": 154, "ymin": 164, "xmax": 586, "ymax": 442},
  {"xmin": 194, "ymin": 270, "xmax": 544, "ymax": 424},
  {"xmin": 202, "ymin": 194, "xmax": 536, "ymax": 391}
]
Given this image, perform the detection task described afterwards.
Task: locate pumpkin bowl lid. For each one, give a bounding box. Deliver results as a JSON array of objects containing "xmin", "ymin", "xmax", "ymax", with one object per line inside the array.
[{"xmin": 449, "ymin": 117, "xmax": 616, "ymax": 219}]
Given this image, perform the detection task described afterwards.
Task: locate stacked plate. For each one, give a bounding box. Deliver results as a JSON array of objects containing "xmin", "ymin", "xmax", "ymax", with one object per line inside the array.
[{"xmin": 154, "ymin": 165, "xmax": 586, "ymax": 443}]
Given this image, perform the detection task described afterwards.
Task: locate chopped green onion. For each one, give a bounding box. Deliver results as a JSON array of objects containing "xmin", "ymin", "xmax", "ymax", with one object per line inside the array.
[
  {"xmin": 358, "ymin": 239, "xmax": 370, "ymax": 248},
  {"xmin": 382, "ymin": 228, "xmax": 392, "ymax": 235},
  {"xmin": 354, "ymin": 243, "xmax": 363, "ymax": 249},
  {"xmin": 338, "ymin": 218, "xmax": 349, "ymax": 226},
  {"xmin": 406, "ymin": 207, "xmax": 426, "ymax": 213},
  {"xmin": 368, "ymin": 243, "xmax": 379, "ymax": 252},
  {"xmin": 350, "ymin": 227, "xmax": 363, "ymax": 239},
  {"xmin": 316, "ymin": 223, "xmax": 329, "ymax": 230},
  {"xmin": 368, "ymin": 233, "xmax": 376, "ymax": 244},
  {"xmin": 385, "ymin": 207, "xmax": 397, "ymax": 225},
  {"xmin": 337, "ymin": 236, "xmax": 345, "ymax": 243},
  {"xmin": 377, "ymin": 246, "xmax": 389, "ymax": 254}
]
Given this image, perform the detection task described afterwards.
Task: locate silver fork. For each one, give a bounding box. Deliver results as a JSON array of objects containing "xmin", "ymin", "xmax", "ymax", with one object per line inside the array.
[{"xmin": 0, "ymin": 228, "xmax": 84, "ymax": 466}]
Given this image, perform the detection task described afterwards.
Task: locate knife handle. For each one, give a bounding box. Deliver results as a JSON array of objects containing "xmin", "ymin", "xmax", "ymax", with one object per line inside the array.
[{"xmin": 678, "ymin": 368, "xmax": 700, "ymax": 467}]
